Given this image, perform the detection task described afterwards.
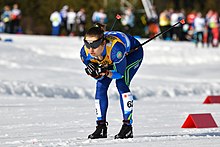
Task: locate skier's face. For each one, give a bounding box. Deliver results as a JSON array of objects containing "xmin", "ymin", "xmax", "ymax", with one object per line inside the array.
[{"xmin": 84, "ymin": 36, "xmax": 104, "ymax": 57}]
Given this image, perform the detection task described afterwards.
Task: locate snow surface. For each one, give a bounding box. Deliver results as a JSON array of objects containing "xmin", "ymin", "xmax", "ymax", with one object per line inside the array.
[{"xmin": 0, "ymin": 34, "xmax": 220, "ymax": 147}]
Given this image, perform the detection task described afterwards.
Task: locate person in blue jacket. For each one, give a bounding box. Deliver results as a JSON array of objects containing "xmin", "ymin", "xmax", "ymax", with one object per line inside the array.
[{"xmin": 80, "ymin": 23, "xmax": 143, "ymax": 139}]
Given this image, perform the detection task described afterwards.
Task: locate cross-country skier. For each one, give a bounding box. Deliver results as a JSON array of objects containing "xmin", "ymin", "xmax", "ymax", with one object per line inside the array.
[{"xmin": 80, "ymin": 23, "xmax": 143, "ymax": 139}]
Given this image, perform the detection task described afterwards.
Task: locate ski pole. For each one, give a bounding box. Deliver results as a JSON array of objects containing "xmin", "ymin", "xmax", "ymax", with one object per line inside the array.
[
  {"xmin": 110, "ymin": 14, "xmax": 122, "ymax": 31},
  {"xmin": 133, "ymin": 19, "xmax": 185, "ymax": 50},
  {"xmin": 142, "ymin": 19, "xmax": 185, "ymax": 45}
]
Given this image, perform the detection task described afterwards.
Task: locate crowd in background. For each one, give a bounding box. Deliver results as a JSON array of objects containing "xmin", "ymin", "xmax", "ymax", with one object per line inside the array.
[
  {"xmin": 0, "ymin": 3, "xmax": 22, "ymax": 34},
  {"xmin": 158, "ymin": 9, "xmax": 220, "ymax": 47},
  {"xmin": 50, "ymin": 5, "xmax": 86, "ymax": 37},
  {"xmin": 49, "ymin": 6, "xmax": 135, "ymax": 37},
  {"xmin": 0, "ymin": 3, "xmax": 219, "ymax": 48},
  {"xmin": 50, "ymin": 5, "xmax": 219, "ymax": 47}
]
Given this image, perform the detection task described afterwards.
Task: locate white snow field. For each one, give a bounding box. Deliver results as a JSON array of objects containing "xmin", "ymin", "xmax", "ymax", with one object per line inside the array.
[{"xmin": 0, "ymin": 34, "xmax": 220, "ymax": 147}]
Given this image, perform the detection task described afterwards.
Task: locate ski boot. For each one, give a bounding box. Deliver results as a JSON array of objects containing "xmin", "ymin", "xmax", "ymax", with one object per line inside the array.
[
  {"xmin": 88, "ymin": 120, "xmax": 108, "ymax": 139},
  {"xmin": 114, "ymin": 120, "xmax": 133, "ymax": 139}
]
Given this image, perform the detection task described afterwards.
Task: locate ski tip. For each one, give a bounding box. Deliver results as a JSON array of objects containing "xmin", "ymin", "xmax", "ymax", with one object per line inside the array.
[
  {"xmin": 180, "ymin": 19, "xmax": 185, "ymax": 24},
  {"xmin": 116, "ymin": 14, "xmax": 122, "ymax": 20}
]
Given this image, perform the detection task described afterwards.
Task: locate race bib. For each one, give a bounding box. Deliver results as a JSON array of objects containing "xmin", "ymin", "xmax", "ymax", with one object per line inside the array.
[
  {"xmin": 95, "ymin": 99, "xmax": 102, "ymax": 118},
  {"xmin": 122, "ymin": 92, "xmax": 133, "ymax": 113}
]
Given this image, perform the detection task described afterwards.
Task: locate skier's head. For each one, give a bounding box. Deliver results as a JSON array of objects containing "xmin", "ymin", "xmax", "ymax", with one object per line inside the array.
[{"xmin": 84, "ymin": 23, "xmax": 106, "ymax": 57}]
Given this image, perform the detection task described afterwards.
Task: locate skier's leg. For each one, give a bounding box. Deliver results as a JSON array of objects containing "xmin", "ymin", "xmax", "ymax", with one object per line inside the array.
[
  {"xmin": 115, "ymin": 47, "xmax": 143, "ymax": 139},
  {"xmin": 95, "ymin": 77, "xmax": 112, "ymax": 121},
  {"xmin": 120, "ymin": 45, "xmax": 143, "ymax": 122},
  {"xmin": 116, "ymin": 79, "xmax": 133, "ymax": 124},
  {"xmin": 116, "ymin": 52, "xmax": 143, "ymax": 124},
  {"xmin": 88, "ymin": 77, "xmax": 112, "ymax": 139},
  {"xmin": 115, "ymin": 79, "xmax": 134, "ymax": 139}
]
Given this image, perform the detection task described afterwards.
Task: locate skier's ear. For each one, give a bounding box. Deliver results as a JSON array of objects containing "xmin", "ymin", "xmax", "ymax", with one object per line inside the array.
[{"xmin": 101, "ymin": 39, "xmax": 106, "ymax": 46}]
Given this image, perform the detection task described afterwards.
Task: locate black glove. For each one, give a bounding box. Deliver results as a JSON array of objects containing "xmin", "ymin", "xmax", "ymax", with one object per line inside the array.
[{"xmin": 85, "ymin": 62, "xmax": 107, "ymax": 79}]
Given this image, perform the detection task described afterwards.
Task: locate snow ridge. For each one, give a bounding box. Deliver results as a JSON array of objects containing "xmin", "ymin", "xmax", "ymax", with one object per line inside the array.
[{"xmin": 0, "ymin": 80, "xmax": 220, "ymax": 99}]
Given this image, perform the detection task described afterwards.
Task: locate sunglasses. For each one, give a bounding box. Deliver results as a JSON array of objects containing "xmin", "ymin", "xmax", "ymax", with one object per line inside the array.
[{"xmin": 84, "ymin": 37, "xmax": 104, "ymax": 49}]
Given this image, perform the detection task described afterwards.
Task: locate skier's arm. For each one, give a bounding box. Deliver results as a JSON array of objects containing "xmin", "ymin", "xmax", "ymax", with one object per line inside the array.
[
  {"xmin": 80, "ymin": 46, "xmax": 105, "ymax": 80},
  {"xmin": 80, "ymin": 46, "xmax": 90, "ymax": 65},
  {"xmin": 107, "ymin": 42, "xmax": 126, "ymax": 79}
]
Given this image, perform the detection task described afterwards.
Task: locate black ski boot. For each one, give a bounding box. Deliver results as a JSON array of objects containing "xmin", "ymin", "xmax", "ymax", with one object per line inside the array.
[
  {"xmin": 88, "ymin": 121, "xmax": 108, "ymax": 139},
  {"xmin": 114, "ymin": 120, "xmax": 133, "ymax": 139}
]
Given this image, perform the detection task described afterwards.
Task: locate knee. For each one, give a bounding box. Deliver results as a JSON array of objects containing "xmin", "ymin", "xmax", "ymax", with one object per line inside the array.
[
  {"xmin": 116, "ymin": 80, "xmax": 130, "ymax": 93},
  {"xmin": 96, "ymin": 80, "xmax": 110, "ymax": 91}
]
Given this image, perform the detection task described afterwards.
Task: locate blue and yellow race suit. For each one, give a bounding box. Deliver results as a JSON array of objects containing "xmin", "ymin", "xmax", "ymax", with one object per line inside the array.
[{"xmin": 80, "ymin": 31, "xmax": 143, "ymax": 125}]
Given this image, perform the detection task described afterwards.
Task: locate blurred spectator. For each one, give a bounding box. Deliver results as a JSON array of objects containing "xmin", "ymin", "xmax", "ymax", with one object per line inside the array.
[
  {"xmin": 121, "ymin": 7, "xmax": 135, "ymax": 33},
  {"xmin": 50, "ymin": 10, "xmax": 62, "ymax": 36},
  {"xmin": 185, "ymin": 11, "xmax": 196, "ymax": 41},
  {"xmin": 194, "ymin": 12, "xmax": 205, "ymax": 47},
  {"xmin": 159, "ymin": 9, "xmax": 171, "ymax": 40},
  {"xmin": 1, "ymin": 5, "xmax": 11, "ymax": 33},
  {"xmin": 10, "ymin": 3, "xmax": 22, "ymax": 34},
  {"xmin": 205, "ymin": 10, "xmax": 220, "ymax": 47},
  {"xmin": 170, "ymin": 10, "xmax": 184, "ymax": 41},
  {"xmin": 66, "ymin": 8, "xmax": 76, "ymax": 36},
  {"xmin": 209, "ymin": 11, "xmax": 219, "ymax": 47},
  {"xmin": 140, "ymin": 14, "xmax": 149, "ymax": 37},
  {"xmin": 60, "ymin": 5, "xmax": 69, "ymax": 35},
  {"xmin": 76, "ymin": 8, "xmax": 86, "ymax": 37},
  {"xmin": 92, "ymin": 8, "xmax": 108, "ymax": 24},
  {"xmin": 205, "ymin": 10, "xmax": 214, "ymax": 47},
  {"xmin": 179, "ymin": 9, "xmax": 186, "ymax": 41}
]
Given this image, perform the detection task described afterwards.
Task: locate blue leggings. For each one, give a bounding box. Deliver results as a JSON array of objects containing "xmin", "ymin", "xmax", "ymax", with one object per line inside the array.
[{"xmin": 95, "ymin": 46, "xmax": 143, "ymax": 124}]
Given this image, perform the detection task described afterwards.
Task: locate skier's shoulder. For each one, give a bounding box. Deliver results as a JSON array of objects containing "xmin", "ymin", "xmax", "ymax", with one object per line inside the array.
[
  {"xmin": 105, "ymin": 31, "xmax": 132, "ymax": 52},
  {"xmin": 105, "ymin": 31, "xmax": 127, "ymax": 39},
  {"xmin": 80, "ymin": 46, "xmax": 91, "ymax": 65},
  {"xmin": 105, "ymin": 31, "xmax": 130, "ymax": 46},
  {"xmin": 104, "ymin": 31, "xmax": 125, "ymax": 48},
  {"xmin": 110, "ymin": 42, "xmax": 126, "ymax": 63},
  {"xmin": 110, "ymin": 41, "xmax": 125, "ymax": 62},
  {"xmin": 80, "ymin": 45, "xmax": 87, "ymax": 56}
]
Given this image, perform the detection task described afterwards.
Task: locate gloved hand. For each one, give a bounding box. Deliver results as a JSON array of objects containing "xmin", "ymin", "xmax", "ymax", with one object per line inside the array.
[{"xmin": 85, "ymin": 62, "xmax": 108, "ymax": 79}]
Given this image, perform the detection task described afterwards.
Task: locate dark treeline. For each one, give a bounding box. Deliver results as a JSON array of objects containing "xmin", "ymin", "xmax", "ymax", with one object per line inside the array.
[
  {"xmin": 154, "ymin": 0, "xmax": 219, "ymax": 13},
  {"xmin": 0, "ymin": 0, "xmax": 219, "ymax": 36}
]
